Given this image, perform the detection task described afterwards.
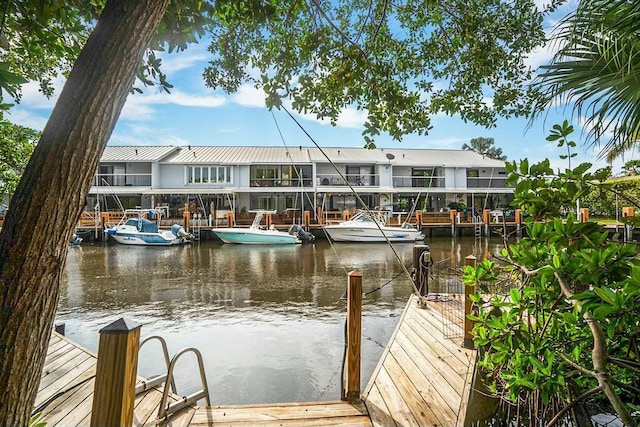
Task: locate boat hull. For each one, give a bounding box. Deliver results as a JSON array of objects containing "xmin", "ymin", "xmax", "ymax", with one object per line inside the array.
[
  {"xmin": 324, "ymin": 226, "xmax": 424, "ymax": 243},
  {"xmin": 108, "ymin": 231, "xmax": 184, "ymax": 246},
  {"xmin": 213, "ymin": 228, "xmax": 300, "ymax": 244}
]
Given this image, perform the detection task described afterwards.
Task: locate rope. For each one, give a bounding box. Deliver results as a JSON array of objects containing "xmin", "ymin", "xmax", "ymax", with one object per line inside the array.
[
  {"xmin": 270, "ymin": 110, "xmax": 350, "ymax": 277},
  {"xmin": 280, "ymin": 105, "xmax": 420, "ymax": 295},
  {"xmin": 363, "ymin": 269, "xmax": 406, "ymax": 296},
  {"xmin": 31, "ymin": 374, "xmax": 96, "ymax": 416}
]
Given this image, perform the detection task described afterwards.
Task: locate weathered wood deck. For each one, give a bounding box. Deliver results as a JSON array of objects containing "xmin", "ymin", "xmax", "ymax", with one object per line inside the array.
[
  {"xmin": 362, "ymin": 294, "xmax": 477, "ymax": 427},
  {"xmin": 36, "ymin": 332, "xmax": 195, "ymax": 426},
  {"xmin": 37, "ymin": 293, "xmax": 476, "ymax": 426}
]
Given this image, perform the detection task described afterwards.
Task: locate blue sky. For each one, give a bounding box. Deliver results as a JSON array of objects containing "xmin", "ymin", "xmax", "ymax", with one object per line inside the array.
[{"xmin": 6, "ymin": 0, "xmax": 632, "ymax": 174}]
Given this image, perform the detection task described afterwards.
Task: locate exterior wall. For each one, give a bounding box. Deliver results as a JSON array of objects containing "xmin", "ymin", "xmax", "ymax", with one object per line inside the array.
[
  {"xmin": 158, "ymin": 164, "xmax": 186, "ymax": 188},
  {"xmin": 238, "ymin": 165, "xmax": 250, "ymax": 188},
  {"xmin": 444, "ymin": 167, "xmax": 468, "ymax": 189},
  {"xmin": 151, "ymin": 162, "xmax": 160, "ymax": 189},
  {"xmin": 377, "ymin": 165, "xmax": 392, "ymax": 187}
]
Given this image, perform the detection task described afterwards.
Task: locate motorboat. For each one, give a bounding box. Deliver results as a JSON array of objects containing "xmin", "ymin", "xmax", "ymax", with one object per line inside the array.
[
  {"xmin": 323, "ymin": 210, "xmax": 424, "ymax": 243},
  {"xmin": 105, "ymin": 209, "xmax": 193, "ymax": 246},
  {"xmin": 213, "ymin": 211, "xmax": 312, "ymax": 244}
]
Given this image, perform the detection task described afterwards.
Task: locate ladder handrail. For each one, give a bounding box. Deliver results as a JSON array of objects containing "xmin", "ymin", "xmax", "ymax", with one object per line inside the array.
[
  {"xmin": 135, "ymin": 335, "xmax": 177, "ymax": 395},
  {"xmin": 157, "ymin": 347, "xmax": 211, "ymax": 420}
]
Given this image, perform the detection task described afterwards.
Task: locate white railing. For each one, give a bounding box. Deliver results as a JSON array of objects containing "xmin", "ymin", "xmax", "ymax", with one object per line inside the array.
[
  {"xmin": 93, "ymin": 173, "xmax": 152, "ymax": 186},
  {"xmin": 316, "ymin": 173, "xmax": 379, "ymax": 186},
  {"xmin": 466, "ymin": 177, "xmax": 511, "ymax": 188},
  {"xmin": 392, "ymin": 175, "xmax": 445, "ymax": 188}
]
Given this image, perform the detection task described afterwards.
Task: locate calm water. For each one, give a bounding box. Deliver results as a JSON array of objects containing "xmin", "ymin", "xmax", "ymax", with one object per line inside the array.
[{"xmin": 57, "ymin": 237, "xmax": 502, "ymax": 405}]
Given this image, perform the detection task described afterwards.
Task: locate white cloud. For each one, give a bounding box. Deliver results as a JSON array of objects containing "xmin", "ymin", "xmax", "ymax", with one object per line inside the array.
[
  {"xmin": 14, "ymin": 81, "xmax": 60, "ymax": 110},
  {"xmin": 230, "ymin": 85, "xmax": 267, "ymax": 108},
  {"xmin": 335, "ymin": 108, "xmax": 367, "ymax": 129},
  {"xmin": 5, "ymin": 108, "xmax": 48, "ymax": 131},
  {"xmin": 424, "ymin": 136, "xmax": 468, "ymax": 149}
]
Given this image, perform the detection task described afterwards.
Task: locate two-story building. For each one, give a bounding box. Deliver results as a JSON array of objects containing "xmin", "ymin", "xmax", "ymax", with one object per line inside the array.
[{"xmin": 87, "ymin": 145, "xmax": 512, "ymax": 219}]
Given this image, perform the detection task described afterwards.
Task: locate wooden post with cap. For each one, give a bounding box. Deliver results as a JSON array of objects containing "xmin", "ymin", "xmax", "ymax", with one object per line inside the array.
[
  {"xmin": 90, "ymin": 318, "xmax": 141, "ymax": 427},
  {"xmin": 344, "ymin": 271, "xmax": 362, "ymax": 403}
]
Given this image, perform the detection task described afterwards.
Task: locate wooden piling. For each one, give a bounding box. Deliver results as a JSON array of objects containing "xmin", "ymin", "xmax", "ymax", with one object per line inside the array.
[
  {"xmin": 90, "ymin": 318, "xmax": 141, "ymax": 427},
  {"xmin": 412, "ymin": 245, "xmax": 430, "ymax": 296},
  {"xmin": 449, "ymin": 209, "xmax": 457, "ymax": 237},
  {"xmin": 303, "ymin": 210, "xmax": 311, "ymax": 229},
  {"xmin": 463, "ymin": 255, "xmax": 477, "ymax": 349},
  {"xmin": 344, "ymin": 271, "xmax": 362, "ymax": 403}
]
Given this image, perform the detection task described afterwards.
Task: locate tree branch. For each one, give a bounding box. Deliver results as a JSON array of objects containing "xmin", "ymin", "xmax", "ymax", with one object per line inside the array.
[
  {"xmin": 546, "ymin": 386, "xmax": 602, "ymax": 427},
  {"xmin": 554, "ymin": 271, "xmax": 634, "ymax": 426}
]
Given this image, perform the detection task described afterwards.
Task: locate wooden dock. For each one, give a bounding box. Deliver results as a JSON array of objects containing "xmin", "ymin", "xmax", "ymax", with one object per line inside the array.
[
  {"xmin": 36, "ymin": 293, "xmax": 477, "ymax": 426},
  {"xmin": 362, "ymin": 294, "xmax": 476, "ymax": 426},
  {"xmin": 36, "ymin": 332, "xmax": 196, "ymax": 426}
]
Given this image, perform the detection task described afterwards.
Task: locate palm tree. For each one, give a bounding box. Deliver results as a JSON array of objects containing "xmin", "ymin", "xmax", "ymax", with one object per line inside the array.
[{"xmin": 532, "ymin": 0, "xmax": 640, "ymax": 162}]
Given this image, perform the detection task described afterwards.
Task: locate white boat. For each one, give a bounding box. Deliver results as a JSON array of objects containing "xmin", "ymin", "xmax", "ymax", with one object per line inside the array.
[
  {"xmin": 213, "ymin": 211, "xmax": 313, "ymax": 245},
  {"xmin": 323, "ymin": 210, "xmax": 424, "ymax": 243},
  {"xmin": 105, "ymin": 209, "xmax": 193, "ymax": 246}
]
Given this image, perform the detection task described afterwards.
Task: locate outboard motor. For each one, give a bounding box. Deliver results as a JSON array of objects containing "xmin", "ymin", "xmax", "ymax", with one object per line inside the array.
[
  {"xmin": 288, "ymin": 224, "xmax": 315, "ymax": 243},
  {"xmin": 171, "ymin": 224, "xmax": 195, "ymax": 240},
  {"xmin": 70, "ymin": 233, "xmax": 83, "ymax": 246}
]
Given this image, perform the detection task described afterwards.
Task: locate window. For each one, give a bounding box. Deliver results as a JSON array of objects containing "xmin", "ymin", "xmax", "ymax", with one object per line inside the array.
[{"xmin": 187, "ymin": 166, "xmax": 232, "ymax": 184}]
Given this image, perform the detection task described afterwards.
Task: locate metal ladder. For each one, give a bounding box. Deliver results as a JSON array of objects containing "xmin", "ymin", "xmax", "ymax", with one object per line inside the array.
[
  {"xmin": 157, "ymin": 347, "xmax": 210, "ymax": 419},
  {"xmin": 473, "ymin": 215, "xmax": 482, "ymax": 238},
  {"xmin": 135, "ymin": 336, "xmax": 211, "ymax": 420}
]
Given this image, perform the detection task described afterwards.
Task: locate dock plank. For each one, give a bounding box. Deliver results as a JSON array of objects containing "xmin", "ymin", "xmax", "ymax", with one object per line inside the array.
[
  {"xmin": 364, "ymin": 384, "xmax": 397, "ymax": 427},
  {"xmin": 37, "ymin": 332, "xmax": 197, "ymax": 427},
  {"xmin": 390, "ymin": 331, "xmax": 458, "ymax": 420},
  {"xmin": 382, "ymin": 351, "xmax": 444, "ymax": 425},
  {"xmin": 374, "ymin": 366, "xmax": 420, "ymax": 426},
  {"xmin": 363, "ymin": 294, "xmax": 476, "ymax": 427}
]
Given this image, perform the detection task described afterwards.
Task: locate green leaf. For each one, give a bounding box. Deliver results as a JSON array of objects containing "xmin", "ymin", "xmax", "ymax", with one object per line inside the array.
[{"xmin": 593, "ymin": 286, "xmax": 616, "ymax": 305}]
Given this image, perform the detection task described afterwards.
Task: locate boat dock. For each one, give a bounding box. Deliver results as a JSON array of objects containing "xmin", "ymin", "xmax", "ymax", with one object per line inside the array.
[
  {"xmin": 36, "ymin": 288, "xmax": 478, "ymax": 426},
  {"xmin": 363, "ymin": 294, "xmax": 476, "ymax": 426}
]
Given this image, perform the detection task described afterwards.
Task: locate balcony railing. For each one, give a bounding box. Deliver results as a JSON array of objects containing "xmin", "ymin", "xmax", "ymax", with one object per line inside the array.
[
  {"xmin": 392, "ymin": 176, "xmax": 445, "ymax": 188},
  {"xmin": 466, "ymin": 177, "xmax": 511, "ymax": 188},
  {"xmin": 316, "ymin": 174, "xmax": 379, "ymax": 186},
  {"xmin": 249, "ymin": 178, "xmax": 314, "ymax": 188},
  {"xmin": 93, "ymin": 173, "xmax": 152, "ymax": 186}
]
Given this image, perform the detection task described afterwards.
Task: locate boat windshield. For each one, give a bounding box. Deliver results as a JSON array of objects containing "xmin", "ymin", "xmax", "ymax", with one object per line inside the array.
[{"xmin": 351, "ymin": 211, "xmax": 385, "ymax": 224}]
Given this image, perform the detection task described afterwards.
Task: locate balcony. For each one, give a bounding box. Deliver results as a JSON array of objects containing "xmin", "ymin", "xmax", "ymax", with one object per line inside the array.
[
  {"xmin": 250, "ymin": 178, "xmax": 313, "ymax": 188},
  {"xmin": 93, "ymin": 173, "xmax": 152, "ymax": 187},
  {"xmin": 316, "ymin": 173, "xmax": 378, "ymax": 187},
  {"xmin": 466, "ymin": 177, "xmax": 511, "ymax": 189},
  {"xmin": 392, "ymin": 175, "xmax": 445, "ymax": 188}
]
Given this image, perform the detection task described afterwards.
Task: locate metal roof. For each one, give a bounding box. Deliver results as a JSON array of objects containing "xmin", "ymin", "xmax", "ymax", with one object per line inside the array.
[
  {"xmin": 101, "ymin": 146, "xmax": 178, "ymax": 162},
  {"xmin": 378, "ymin": 148, "xmax": 506, "ymax": 168},
  {"xmin": 161, "ymin": 146, "xmax": 312, "ymax": 164},
  {"xmin": 101, "ymin": 145, "xmax": 506, "ymax": 168},
  {"xmin": 308, "ymin": 147, "xmax": 388, "ymax": 163}
]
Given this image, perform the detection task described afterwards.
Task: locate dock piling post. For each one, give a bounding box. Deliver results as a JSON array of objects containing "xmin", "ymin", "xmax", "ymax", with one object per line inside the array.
[
  {"xmin": 91, "ymin": 318, "xmax": 141, "ymax": 427},
  {"xmin": 463, "ymin": 255, "xmax": 477, "ymax": 349},
  {"xmin": 412, "ymin": 245, "xmax": 430, "ymax": 296},
  {"xmin": 344, "ymin": 271, "xmax": 362, "ymax": 403}
]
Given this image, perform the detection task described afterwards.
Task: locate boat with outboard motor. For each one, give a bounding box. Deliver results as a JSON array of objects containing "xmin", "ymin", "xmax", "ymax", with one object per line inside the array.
[
  {"xmin": 213, "ymin": 210, "xmax": 314, "ymax": 244},
  {"xmin": 105, "ymin": 209, "xmax": 194, "ymax": 246},
  {"xmin": 323, "ymin": 210, "xmax": 424, "ymax": 243}
]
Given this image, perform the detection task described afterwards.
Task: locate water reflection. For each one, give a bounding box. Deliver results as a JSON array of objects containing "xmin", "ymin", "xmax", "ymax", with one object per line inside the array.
[{"xmin": 58, "ymin": 237, "xmax": 503, "ymax": 404}]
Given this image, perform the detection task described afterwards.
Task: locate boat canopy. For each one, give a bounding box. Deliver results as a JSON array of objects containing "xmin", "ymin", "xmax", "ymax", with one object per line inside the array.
[{"xmin": 124, "ymin": 218, "xmax": 159, "ymax": 233}]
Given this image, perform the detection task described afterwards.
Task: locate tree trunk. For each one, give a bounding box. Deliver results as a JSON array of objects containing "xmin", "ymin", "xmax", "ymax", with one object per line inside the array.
[{"xmin": 0, "ymin": 0, "xmax": 170, "ymax": 424}]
